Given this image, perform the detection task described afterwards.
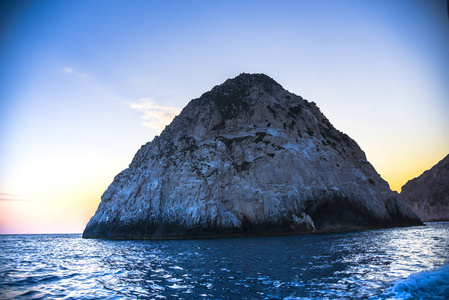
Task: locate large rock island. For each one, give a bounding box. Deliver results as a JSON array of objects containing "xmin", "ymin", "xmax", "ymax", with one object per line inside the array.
[
  {"xmin": 83, "ymin": 73, "xmax": 421, "ymax": 239},
  {"xmin": 401, "ymin": 154, "xmax": 449, "ymax": 222}
]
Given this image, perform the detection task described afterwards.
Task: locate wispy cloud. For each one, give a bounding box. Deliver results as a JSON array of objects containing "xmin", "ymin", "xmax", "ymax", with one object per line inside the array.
[
  {"xmin": 0, "ymin": 193, "xmax": 25, "ymax": 201},
  {"xmin": 62, "ymin": 67, "xmax": 87, "ymax": 77},
  {"xmin": 126, "ymin": 98, "xmax": 181, "ymax": 130}
]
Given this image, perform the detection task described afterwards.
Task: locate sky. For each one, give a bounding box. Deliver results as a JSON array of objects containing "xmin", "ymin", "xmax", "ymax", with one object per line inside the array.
[{"xmin": 0, "ymin": 0, "xmax": 448, "ymax": 234}]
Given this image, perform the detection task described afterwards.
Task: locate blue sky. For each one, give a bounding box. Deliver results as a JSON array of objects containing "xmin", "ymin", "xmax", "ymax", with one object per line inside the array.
[{"xmin": 1, "ymin": 0, "xmax": 448, "ymax": 233}]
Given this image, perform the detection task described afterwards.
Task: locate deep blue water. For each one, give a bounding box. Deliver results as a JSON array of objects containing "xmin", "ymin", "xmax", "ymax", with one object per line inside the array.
[{"xmin": 1, "ymin": 222, "xmax": 448, "ymax": 299}]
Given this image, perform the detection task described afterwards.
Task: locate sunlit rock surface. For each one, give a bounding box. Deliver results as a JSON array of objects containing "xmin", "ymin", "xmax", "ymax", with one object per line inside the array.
[
  {"xmin": 83, "ymin": 73, "xmax": 421, "ymax": 239},
  {"xmin": 401, "ymin": 154, "xmax": 449, "ymax": 222}
]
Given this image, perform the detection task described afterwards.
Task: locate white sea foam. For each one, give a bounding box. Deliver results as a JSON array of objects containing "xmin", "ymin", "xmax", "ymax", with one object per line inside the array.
[{"xmin": 385, "ymin": 264, "xmax": 449, "ymax": 299}]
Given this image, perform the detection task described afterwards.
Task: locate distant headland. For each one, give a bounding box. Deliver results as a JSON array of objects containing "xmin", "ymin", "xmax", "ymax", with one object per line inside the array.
[{"xmin": 401, "ymin": 153, "xmax": 449, "ymax": 222}]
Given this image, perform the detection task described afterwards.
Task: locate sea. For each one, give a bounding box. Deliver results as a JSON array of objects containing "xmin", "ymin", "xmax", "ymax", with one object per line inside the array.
[{"xmin": 1, "ymin": 222, "xmax": 448, "ymax": 299}]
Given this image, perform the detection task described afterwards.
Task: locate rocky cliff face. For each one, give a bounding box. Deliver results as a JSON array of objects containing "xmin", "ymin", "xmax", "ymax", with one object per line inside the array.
[
  {"xmin": 83, "ymin": 73, "xmax": 421, "ymax": 239},
  {"xmin": 401, "ymin": 154, "xmax": 449, "ymax": 222}
]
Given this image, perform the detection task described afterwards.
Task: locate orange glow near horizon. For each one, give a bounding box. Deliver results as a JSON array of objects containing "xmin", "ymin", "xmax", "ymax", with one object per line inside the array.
[
  {"xmin": 380, "ymin": 152, "xmax": 447, "ymax": 192},
  {"xmin": 362, "ymin": 135, "xmax": 449, "ymax": 192},
  {"xmin": 0, "ymin": 184, "xmax": 102, "ymax": 234}
]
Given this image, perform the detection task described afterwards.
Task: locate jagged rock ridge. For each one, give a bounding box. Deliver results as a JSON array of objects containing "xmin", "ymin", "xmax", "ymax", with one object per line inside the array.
[
  {"xmin": 401, "ymin": 154, "xmax": 449, "ymax": 222},
  {"xmin": 83, "ymin": 73, "xmax": 421, "ymax": 239}
]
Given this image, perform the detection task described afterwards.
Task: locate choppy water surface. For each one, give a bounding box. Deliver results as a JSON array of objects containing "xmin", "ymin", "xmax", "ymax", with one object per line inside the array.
[{"xmin": 1, "ymin": 222, "xmax": 448, "ymax": 299}]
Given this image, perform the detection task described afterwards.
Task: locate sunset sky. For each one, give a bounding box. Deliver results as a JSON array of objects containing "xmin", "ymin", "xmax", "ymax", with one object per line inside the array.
[{"xmin": 1, "ymin": 0, "xmax": 448, "ymax": 234}]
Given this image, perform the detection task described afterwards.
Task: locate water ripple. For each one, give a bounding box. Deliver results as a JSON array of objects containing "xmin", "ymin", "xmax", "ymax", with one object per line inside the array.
[{"xmin": 0, "ymin": 223, "xmax": 448, "ymax": 299}]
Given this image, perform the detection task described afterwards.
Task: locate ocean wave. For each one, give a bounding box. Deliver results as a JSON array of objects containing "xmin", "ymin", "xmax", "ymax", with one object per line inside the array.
[
  {"xmin": 2, "ymin": 224, "xmax": 449, "ymax": 299},
  {"xmin": 385, "ymin": 264, "xmax": 449, "ymax": 299}
]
